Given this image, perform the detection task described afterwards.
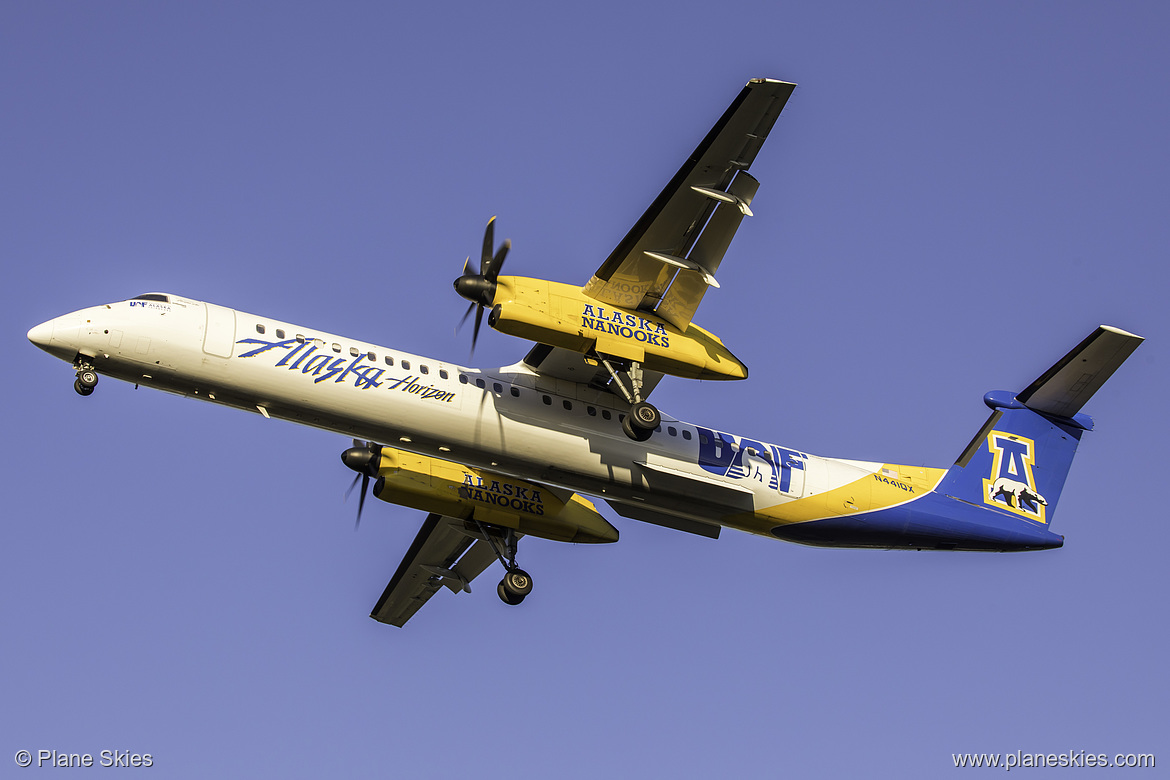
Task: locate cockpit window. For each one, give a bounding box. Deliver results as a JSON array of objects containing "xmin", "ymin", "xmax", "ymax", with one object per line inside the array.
[{"xmin": 132, "ymin": 294, "xmax": 169, "ymax": 302}]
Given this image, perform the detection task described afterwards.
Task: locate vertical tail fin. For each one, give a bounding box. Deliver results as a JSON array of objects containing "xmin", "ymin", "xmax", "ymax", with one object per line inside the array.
[{"xmin": 935, "ymin": 326, "xmax": 1143, "ymax": 527}]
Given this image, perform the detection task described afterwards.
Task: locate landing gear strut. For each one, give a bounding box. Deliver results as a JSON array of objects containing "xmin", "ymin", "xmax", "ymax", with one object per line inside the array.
[
  {"xmin": 475, "ymin": 522, "xmax": 534, "ymax": 606},
  {"xmin": 74, "ymin": 363, "xmax": 98, "ymax": 397},
  {"xmin": 596, "ymin": 354, "xmax": 659, "ymax": 441}
]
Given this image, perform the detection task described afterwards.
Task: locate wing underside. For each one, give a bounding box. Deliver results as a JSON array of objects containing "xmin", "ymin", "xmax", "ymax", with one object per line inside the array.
[
  {"xmin": 582, "ymin": 78, "xmax": 796, "ymax": 331},
  {"xmin": 520, "ymin": 343, "xmax": 664, "ymax": 401},
  {"xmin": 370, "ymin": 513, "xmax": 511, "ymax": 627}
]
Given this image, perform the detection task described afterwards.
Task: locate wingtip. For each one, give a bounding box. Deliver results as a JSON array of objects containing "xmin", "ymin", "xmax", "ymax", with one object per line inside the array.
[
  {"xmin": 1100, "ymin": 324, "xmax": 1144, "ymax": 341},
  {"xmin": 749, "ymin": 77, "xmax": 797, "ymax": 87}
]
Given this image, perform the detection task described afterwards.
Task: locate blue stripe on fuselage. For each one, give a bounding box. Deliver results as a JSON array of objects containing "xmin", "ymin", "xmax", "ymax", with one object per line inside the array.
[{"xmin": 769, "ymin": 492, "xmax": 1064, "ymax": 551}]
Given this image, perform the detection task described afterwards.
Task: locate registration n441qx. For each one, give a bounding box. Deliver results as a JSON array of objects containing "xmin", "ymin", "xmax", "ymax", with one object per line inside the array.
[{"xmin": 28, "ymin": 79, "xmax": 1143, "ymax": 627}]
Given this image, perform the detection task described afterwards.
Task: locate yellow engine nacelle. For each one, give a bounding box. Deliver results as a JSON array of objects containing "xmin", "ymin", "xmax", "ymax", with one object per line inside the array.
[
  {"xmin": 371, "ymin": 448, "xmax": 618, "ymax": 544},
  {"xmin": 487, "ymin": 276, "xmax": 748, "ymax": 381}
]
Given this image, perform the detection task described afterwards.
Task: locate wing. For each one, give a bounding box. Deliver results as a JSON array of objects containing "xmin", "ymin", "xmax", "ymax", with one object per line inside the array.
[
  {"xmin": 582, "ymin": 78, "xmax": 796, "ymax": 331},
  {"xmin": 370, "ymin": 513, "xmax": 512, "ymax": 627}
]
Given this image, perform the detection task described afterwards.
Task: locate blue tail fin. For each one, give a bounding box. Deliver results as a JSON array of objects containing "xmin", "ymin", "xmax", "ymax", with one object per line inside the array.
[
  {"xmin": 935, "ymin": 326, "xmax": 1143, "ymax": 528},
  {"xmin": 936, "ymin": 405, "xmax": 1083, "ymax": 525}
]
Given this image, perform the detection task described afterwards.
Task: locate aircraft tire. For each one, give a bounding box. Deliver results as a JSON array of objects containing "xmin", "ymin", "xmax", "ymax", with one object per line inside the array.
[
  {"xmin": 630, "ymin": 401, "xmax": 660, "ymax": 431},
  {"xmin": 503, "ymin": 568, "xmax": 532, "ymax": 598},
  {"xmin": 74, "ymin": 379, "xmax": 94, "ymax": 397},
  {"xmin": 622, "ymin": 414, "xmax": 653, "ymax": 442},
  {"xmin": 497, "ymin": 581, "xmax": 525, "ymax": 606},
  {"xmin": 77, "ymin": 369, "xmax": 99, "ymax": 388}
]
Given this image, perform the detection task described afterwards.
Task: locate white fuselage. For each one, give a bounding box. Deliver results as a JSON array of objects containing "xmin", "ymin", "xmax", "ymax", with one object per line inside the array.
[{"xmin": 29, "ymin": 294, "xmax": 896, "ymax": 537}]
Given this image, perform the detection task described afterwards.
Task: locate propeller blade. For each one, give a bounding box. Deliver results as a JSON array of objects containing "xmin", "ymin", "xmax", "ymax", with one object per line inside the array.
[
  {"xmin": 344, "ymin": 472, "xmax": 361, "ymax": 502},
  {"xmin": 481, "ymin": 216, "xmax": 495, "ymax": 273},
  {"xmin": 456, "ymin": 301, "xmax": 476, "ymax": 334},
  {"xmin": 355, "ymin": 473, "xmax": 369, "ymax": 531},
  {"xmin": 471, "ymin": 303, "xmax": 484, "ymax": 355},
  {"xmin": 486, "ymin": 239, "xmax": 510, "ymax": 281}
]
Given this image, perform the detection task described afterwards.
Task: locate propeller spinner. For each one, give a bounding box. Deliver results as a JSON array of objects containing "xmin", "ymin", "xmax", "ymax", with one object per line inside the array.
[{"xmin": 454, "ymin": 216, "xmax": 510, "ymax": 354}]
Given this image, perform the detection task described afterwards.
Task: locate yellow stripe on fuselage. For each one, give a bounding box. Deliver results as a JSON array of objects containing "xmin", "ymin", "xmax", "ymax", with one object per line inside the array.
[{"xmin": 725, "ymin": 464, "xmax": 948, "ymax": 534}]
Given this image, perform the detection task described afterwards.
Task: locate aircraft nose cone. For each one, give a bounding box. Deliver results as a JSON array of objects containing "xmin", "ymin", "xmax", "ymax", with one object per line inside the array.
[
  {"xmin": 27, "ymin": 320, "xmax": 54, "ymax": 349},
  {"xmin": 27, "ymin": 313, "xmax": 83, "ymax": 360}
]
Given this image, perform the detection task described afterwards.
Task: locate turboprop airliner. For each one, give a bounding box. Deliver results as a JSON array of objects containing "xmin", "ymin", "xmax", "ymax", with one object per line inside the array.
[{"xmin": 27, "ymin": 78, "xmax": 1143, "ymax": 627}]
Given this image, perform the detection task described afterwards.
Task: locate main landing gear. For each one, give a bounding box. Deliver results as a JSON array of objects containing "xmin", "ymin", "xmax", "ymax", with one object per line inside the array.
[
  {"xmin": 595, "ymin": 353, "xmax": 659, "ymax": 441},
  {"xmin": 475, "ymin": 522, "xmax": 534, "ymax": 606},
  {"xmin": 74, "ymin": 363, "xmax": 99, "ymax": 397}
]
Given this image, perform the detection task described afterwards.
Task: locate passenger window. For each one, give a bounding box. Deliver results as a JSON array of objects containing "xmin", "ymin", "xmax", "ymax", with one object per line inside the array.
[
  {"xmin": 384, "ymin": 356, "xmax": 394, "ymax": 366},
  {"xmin": 256, "ymin": 324, "xmax": 266, "ymax": 334},
  {"xmin": 440, "ymin": 369, "xmax": 449, "ymax": 379},
  {"xmin": 494, "ymin": 383, "xmax": 503, "ymax": 393},
  {"xmin": 349, "ymin": 347, "xmax": 359, "ymax": 357},
  {"xmin": 563, "ymin": 400, "xmax": 572, "ymax": 410},
  {"xmin": 542, "ymin": 395, "xmax": 552, "ymax": 405},
  {"xmin": 296, "ymin": 334, "xmax": 306, "ymax": 343},
  {"xmin": 602, "ymin": 410, "xmax": 611, "ymax": 420},
  {"xmin": 699, "ymin": 434, "xmax": 709, "ymax": 445},
  {"xmin": 276, "ymin": 329, "xmax": 285, "ymax": 339},
  {"xmin": 420, "ymin": 365, "xmax": 429, "ymax": 374},
  {"xmin": 587, "ymin": 406, "xmax": 596, "ymax": 417},
  {"xmin": 682, "ymin": 430, "xmax": 692, "ymax": 441},
  {"xmin": 668, "ymin": 426, "xmax": 677, "ymax": 436},
  {"xmin": 475, "ymin": 378, "xmax": 486, "ymax": 389},
  {"xmin": 401, "ymin": 360, "xmax": 410, "ymax": 370},
  {"xmin": 459, "ymin": 374, "xmax": 468, "ymax": 384},
  {"xmin": 367, "ymin": 352, "xmax": 375, "ymax": 361},
  {"xmin": 510, "ymin": 387, "xmax": 520, "ymax": 397},
  {"xmin": 332, "ymin": 343, "xmax": 341, "ymax": 353}
]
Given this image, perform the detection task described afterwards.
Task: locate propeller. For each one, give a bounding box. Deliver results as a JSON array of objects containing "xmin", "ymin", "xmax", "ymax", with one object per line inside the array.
[
  {"xmin": 341, "ymin": 439, "xmax": 382, "ymax": 530},
  {"xmin": 454, "ymin": 216, "xmax": 510, "ymax": 354}
]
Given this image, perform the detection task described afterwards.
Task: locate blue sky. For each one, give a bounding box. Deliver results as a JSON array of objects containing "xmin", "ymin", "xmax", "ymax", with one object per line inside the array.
[{"xmin": 4, "ymin": 2, "xmax": 1167, "ymax": 776}]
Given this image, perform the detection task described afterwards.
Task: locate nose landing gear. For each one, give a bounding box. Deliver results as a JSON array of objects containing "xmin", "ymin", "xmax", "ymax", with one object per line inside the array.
[{"xmin": 74, "ymin": 365, "xmax": 99, "ymax": 397}]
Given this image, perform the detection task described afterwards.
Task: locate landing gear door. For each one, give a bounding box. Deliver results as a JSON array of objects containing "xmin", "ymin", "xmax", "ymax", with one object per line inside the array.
[{"xmin": 203, "ymin": 303, "xmax": 236, "ymax": 358}]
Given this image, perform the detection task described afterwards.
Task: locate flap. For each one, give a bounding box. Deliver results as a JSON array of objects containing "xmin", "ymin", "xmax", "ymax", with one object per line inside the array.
[{"xmin": 370, "ymin": 514, "xmax": 509, "ymax": 627}]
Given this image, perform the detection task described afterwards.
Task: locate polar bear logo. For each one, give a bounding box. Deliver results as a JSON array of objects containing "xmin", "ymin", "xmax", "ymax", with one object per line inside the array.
[
  {"xmin": 736, "ymin": 446, "xmax": 776, "ymax": 487},
  {"xmin": 988, "ymin": 477, "xmax": 1047, "ymax": 511}
]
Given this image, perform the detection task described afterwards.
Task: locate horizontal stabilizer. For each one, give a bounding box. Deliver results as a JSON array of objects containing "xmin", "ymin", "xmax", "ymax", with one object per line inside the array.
[{"xmin": 1017, "ymin": 326, "xmax": 1144, "ymax": 418}]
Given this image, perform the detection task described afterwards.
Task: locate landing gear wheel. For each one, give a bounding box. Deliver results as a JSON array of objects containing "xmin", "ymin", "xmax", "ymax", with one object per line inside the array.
[
  {"xmin": 622, "ymin": 414, "xmax": 653, "ymax": 441},
  {"xmin": 74, "ymin": 379, "xmax": 94, "ymax": 397},
  {"xmin": 631, "ymin": 401, "xmax": 660, "ymax": 430},
  {"xmin": 622, "ymin": 399, "xmax": 659, "ymax": 442},
  {"xmin": 77, "ymin": 369, "xmax": 99, "ymax": 388},
  {"xmin": 497, "ymin": 581, "xmax": 525, "ymax": 606},
  {"xmin": 498, "ymin": 568, "xmax": 532, "ymax": 605},
  {"xmin": 502, "ymin": 568, "xmax": 532, "ymax": 599}
]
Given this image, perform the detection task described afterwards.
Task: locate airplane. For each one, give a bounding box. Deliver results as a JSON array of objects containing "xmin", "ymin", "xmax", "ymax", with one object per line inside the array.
[{"xmin": 27, "ymin": 78, "xmax": 1144, "ymax": 627}]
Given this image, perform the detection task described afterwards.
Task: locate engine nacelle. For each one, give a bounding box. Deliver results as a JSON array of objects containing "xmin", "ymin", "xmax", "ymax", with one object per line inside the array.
[
  {"xmin": 487, "ymin": 276, "xmax": 748, "ymax": 381},
  {"xmin": 371, "ymin": 448, "xmax": 619, "ymax": 544}
]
